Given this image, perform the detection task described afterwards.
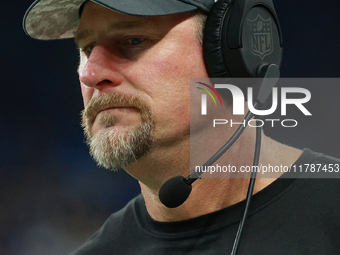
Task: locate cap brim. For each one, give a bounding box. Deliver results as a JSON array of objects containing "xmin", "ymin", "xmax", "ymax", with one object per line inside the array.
[{"xmin": 23, "ymin": 0, "xmax": 198, "ymax": 40}]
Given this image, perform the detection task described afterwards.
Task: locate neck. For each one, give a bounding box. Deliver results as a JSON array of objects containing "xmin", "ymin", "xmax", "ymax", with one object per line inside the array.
[{"xmin": 137, "ymin": 131, "xmax": 302, "ymax": 222}]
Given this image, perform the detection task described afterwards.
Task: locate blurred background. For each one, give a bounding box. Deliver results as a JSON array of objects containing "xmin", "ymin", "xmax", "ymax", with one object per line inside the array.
[{"xmin": 1, "ymin": 0, "xmax": 340, "ymax": 254}]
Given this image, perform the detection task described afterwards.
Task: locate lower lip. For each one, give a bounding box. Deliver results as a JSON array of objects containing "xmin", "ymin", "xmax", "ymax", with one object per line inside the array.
[
  {"xmin": 95, "ymin": 107, "xmax": 133, "ymax": 120},
  {"xmin": 92, "ymin": 107, "xmax": 140, "ymax": 131}
]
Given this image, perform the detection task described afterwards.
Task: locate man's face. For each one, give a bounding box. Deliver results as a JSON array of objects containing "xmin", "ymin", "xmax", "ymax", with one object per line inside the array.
[{"xmin": 77, "ymin": 2, "xmax": 208, "ymax": 170}]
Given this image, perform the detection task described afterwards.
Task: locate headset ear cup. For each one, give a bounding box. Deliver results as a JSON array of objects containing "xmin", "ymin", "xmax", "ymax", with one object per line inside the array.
[{"xmin": 203, "ymin": 0, "xmax": 233, "ymax": 78}]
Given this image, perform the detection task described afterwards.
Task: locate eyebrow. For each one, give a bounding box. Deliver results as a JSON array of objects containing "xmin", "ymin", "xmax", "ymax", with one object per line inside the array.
[{"xmin": 75, "ymin": 20, "xmax": 148, "ymax": 46}]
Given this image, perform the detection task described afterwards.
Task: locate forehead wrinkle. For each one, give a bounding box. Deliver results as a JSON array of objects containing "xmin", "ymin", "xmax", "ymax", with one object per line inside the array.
[
  {"xmin": 108, "ymin": 20, "xmax": 148, "ymax": 31},
  {"xmin": 75, "ymin": 20, "xmax": 150, "ymax": 46}
]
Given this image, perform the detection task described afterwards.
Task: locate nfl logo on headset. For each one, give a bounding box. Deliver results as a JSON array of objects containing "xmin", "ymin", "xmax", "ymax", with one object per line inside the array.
[{"xmin": 247, "ymin": 14, "xmax": 273, "ymax": 59}]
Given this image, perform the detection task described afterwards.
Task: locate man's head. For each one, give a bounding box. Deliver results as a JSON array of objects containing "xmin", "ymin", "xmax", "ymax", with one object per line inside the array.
[
  {"xmin": 23, "ymin": 0, "xmax": 213, "ymax": 171},
  {"xmin": 77, "ymin": 2, "xmax": 211, "ymax": 170}
]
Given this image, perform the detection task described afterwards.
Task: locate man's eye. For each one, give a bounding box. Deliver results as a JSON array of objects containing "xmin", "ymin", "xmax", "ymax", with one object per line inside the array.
[
  {"xmin": 127, "ymin": 38, "xmax": 145, "ymax": 45},
  {"xmin": 82, "ymin": 45, "xmax": 94, "ymax": 56}
]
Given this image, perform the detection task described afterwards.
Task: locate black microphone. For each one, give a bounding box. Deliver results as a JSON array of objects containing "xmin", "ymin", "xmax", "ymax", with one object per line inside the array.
[
  {"xmin": 158, "ymin": 64, "xmax": 280, "ymax": 208},
  {"xmin": 158, "ymin": 176, "xmax": 193, "ymax": 208}
]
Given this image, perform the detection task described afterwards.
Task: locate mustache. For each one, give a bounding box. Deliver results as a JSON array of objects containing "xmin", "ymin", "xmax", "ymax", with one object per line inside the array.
[{"xmin": 81, "ymin": 92, "xmax": 151, "ymax": 131}]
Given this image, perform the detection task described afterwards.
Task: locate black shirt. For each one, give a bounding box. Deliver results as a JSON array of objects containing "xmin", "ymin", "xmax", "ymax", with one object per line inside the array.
[{"xmin": 71, "ymin": 149, "xmax": 340, "ymax": 254}]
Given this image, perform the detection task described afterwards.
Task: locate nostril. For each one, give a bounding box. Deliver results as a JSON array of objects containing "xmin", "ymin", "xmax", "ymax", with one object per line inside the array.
[{"xmin": 95, "ymin": 79, "xmax": 113, "ymax": 87}]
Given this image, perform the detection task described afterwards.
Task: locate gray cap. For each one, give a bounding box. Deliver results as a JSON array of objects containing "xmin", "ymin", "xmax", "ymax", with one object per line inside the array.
[{"xmin": 23, "ymin": 0, "xmax": 216, "ymax": 40}]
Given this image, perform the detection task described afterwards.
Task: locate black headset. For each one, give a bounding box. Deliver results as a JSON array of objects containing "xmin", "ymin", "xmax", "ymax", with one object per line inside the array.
[{"xmin": 203, "ymin": 0, "xmax": 282, "ymax": 80}]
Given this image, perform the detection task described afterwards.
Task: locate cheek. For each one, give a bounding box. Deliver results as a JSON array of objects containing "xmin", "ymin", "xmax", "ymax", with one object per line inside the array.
[
  {"xmin": 140, "ymin": 63, "xmax": 193, "ymax": 136},
  {"xmin": 126, "ymin": 36, "xmax": 207, "ymax": 133},
  {"xmin": 145, "ymin": 45, "xmax": 206, "ymax": 82},
  {"xmin": 78, "ymin": 53, "xmax": 93, "ymax": 107},
  {"xmin": 80, "ymin": 83, "xmax": 94, "ymax": 107},
  {"xmin": 133, "ymin": 39, "xmax": 206, "ymax": 96},
  {"xmin": 139, "ymin": 60, "xmax": 191, "ymax": 113}
]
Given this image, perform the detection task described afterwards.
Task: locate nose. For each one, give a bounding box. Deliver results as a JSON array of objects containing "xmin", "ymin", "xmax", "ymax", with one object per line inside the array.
[{"xmin": 79, "ymin": 46, "xmax": 123, "ymax": 91}]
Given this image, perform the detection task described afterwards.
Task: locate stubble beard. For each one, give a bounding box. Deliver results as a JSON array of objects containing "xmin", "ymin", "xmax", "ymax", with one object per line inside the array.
[{"xmin": 81, "ymin": 92, "xmax": 155, "ymax": 171}]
